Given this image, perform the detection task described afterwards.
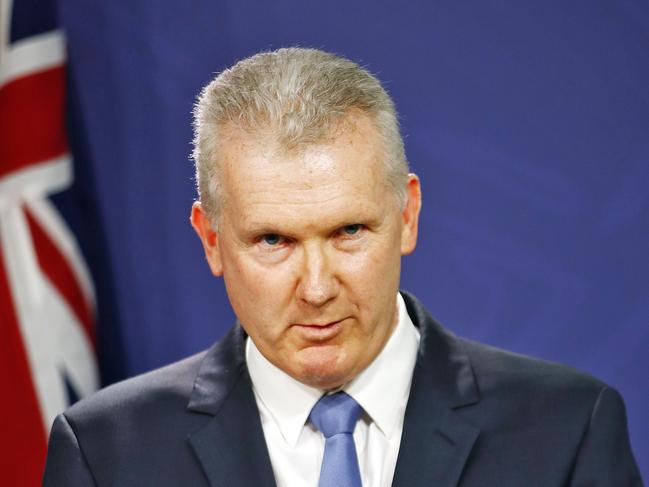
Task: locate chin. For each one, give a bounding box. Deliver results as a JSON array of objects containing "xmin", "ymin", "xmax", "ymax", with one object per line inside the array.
[
  {"xmin": 298, "ymin": 372, "xmax": 348, "ymax": 391},
  {"xmin": 293, "ymin": 346, "xmax": 354, "ymax": 390}
]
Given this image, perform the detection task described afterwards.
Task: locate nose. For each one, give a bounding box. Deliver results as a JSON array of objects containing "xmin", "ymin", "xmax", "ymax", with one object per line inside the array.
[{"xmin": 296, "ymin": 242, "xmax": 339, "ymax": 307}]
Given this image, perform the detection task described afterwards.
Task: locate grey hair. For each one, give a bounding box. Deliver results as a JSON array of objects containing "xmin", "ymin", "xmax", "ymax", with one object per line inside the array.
[{"xmin": 191, "ymin": 47, "xmax": 409, "ymax": 225}]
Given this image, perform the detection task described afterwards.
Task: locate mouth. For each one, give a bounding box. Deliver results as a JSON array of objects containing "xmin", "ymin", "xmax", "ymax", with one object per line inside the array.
[{"xmin": 292, "ymin": 318, "xmax": 347, "ymax": 342}]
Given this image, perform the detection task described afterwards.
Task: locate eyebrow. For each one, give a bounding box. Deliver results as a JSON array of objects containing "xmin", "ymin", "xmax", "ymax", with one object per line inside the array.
[{"xmin": 242, "ymin": 215, "xmax": 381, "ymax": 239}]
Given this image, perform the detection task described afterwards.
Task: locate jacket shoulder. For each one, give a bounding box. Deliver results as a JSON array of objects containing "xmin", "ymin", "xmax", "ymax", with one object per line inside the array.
[
  {"xmin": 64, "ymin": 350, "xmax": 206, "ymax": 426},
  {"xmin": 459, "ymin": 336, "xmax": 608, "ymax": 410}
]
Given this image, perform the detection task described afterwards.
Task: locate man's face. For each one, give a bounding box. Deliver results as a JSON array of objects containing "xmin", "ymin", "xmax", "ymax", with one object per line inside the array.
[{"xmin": 192, "ymin": 113, "xmax": 421, "ymax": 390}]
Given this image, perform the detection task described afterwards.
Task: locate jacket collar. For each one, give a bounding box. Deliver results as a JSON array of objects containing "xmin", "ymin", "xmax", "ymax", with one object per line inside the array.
[
  {"xmin": 186, "ymin": 291, "xmax": 481, "ymax": 487},
  {"xmin": 392, "ymin": 291, "xmax": 480, "ymax": 487},
  {"xmin": 186, "ymin": 325, "xmax": 277, "ymax": 487},
  {"xmin": 187, "ymin": 324, "xmax": 248, "ymax": 415}
]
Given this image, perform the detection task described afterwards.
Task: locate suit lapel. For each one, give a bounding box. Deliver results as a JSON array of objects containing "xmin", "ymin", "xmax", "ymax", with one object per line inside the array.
[
  {"xmin": 186, "ymin": 325, "xmax": 276, "ymax": 487},
  {"xmin": 184, "ymin": 294, "xmax": 479, "ymax": 487},
  {"xmin": 392, "ymin": 292, "xmax": 481, "ymax": 487},
  {"xmin": 391, "ymin": 371, "xmax": 480, "ymax": 487}
]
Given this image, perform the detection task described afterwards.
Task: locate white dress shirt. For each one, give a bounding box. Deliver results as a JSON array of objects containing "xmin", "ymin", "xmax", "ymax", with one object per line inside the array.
[{"xmin": 246, "ymin": 293, "xmax": 421, "ymax": 487}]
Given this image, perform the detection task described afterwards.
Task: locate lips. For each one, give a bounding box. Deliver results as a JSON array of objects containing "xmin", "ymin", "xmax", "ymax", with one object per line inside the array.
[{"xmin": 292, "ymin": 318, "xmax": 346, "ymax": 342}]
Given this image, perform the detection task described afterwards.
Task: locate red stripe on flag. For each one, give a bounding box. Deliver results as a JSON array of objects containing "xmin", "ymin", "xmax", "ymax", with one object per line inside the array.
[
  {"xmin": 25, "ymin": 208, "xmax": 96, "ymax": 348},
  {"xmin": 0, "ymin": 66, "xmax": 69, "ymax": 179},
  {"xmin": 0, "ymin": 246, "xmax": 48, "ymax": 485}
]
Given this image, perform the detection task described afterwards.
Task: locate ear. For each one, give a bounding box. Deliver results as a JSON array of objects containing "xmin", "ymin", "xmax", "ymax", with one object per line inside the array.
[
  {"xmin": 400, "ymin": 173, "xmax": 422, "ymax": 255},
  {"xmin": 190, "ymin": 202, "xmax": 223, "ymax": 276}
]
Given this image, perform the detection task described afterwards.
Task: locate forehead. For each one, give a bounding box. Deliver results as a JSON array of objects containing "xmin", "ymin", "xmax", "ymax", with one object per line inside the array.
[{"xmin": 217, "ymin": 115, "xmax": 394, "ymax": 229}]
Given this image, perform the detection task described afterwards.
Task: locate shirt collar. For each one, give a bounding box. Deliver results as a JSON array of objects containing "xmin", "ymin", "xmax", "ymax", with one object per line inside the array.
[
  {"xmin": 246, "ymin": 332, "xmax": 322, "ymax": 447},
  {"xmin": 345, "ymin": 293, "xmax": 420, "ymax": 438},
  {"xmin": 246, "ymin": 292, "xmax": 420, "ymax": 447}
]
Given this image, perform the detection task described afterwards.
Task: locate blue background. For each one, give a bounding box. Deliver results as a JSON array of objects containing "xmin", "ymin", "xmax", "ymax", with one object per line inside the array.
[{"xmin": 55, "ymin": 0, "xmax": 647, "ymax": 478}]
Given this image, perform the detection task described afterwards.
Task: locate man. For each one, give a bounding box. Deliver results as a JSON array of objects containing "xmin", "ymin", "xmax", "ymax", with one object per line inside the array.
[{"xmin": 43, "ymin": 48, "xmax": 641, "ymax": 486}]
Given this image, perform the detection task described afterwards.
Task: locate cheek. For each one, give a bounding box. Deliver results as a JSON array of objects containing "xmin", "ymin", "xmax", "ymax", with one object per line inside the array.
[
  {"xmin": 341, "ymin": 241, "xmax": 401, "ymax": 309},
  {"xmin": 223, "ymin": 255, "xmax": 295, "ymax": 333},
  {"xmin": 350, "ymin": 236, "xmax": 402, "ymax": 281}
]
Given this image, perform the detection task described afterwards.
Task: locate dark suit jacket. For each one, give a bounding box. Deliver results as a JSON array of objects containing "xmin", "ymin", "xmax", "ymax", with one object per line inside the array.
[{"xmin": 43, "ymin": 292, "xmax": 642, "ymax": 486}]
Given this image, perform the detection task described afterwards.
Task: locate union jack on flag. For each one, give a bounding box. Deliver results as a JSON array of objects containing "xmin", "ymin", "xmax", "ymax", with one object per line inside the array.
[{"xmin": 0, "ymin": 0, "xmax": 99, "ymax": 483}]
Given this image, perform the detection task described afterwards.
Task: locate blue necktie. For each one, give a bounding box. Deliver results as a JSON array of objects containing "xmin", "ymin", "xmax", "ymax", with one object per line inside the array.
[{"xmin": 309, "ymin": 391, "xmax": 363, "ymax": 487}]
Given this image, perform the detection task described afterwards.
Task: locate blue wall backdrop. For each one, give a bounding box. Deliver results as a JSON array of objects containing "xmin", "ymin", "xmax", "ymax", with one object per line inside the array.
[{"xmin": 57, "ymin": 0, "xmax": 648, "ymax": 478}]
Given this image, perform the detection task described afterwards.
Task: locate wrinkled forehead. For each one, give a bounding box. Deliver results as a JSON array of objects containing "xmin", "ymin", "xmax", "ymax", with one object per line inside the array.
[
  {"xmin": 215, "ymin": 112, "xmax": 390, "ymax": 191},
  {"xmin": 212, "ymin": 116, "xmax": 395, "ymax": 230}
]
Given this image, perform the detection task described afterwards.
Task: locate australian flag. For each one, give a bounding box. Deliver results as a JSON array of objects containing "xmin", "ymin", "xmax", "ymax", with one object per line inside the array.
[{"xmin": 0, "ymin": 0, "xmax": 123, "ymax": 483}]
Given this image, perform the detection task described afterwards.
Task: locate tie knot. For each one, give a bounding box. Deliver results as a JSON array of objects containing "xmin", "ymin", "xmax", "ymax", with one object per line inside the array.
[{"xmin": 309, "ymin": 392, "xmax": 363, "ymax": 438}]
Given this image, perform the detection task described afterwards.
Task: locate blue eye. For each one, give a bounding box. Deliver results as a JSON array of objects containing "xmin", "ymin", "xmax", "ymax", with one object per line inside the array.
[
  {"xmin": 262, "ymin": 234, "xmax": 282, "ymax": 245},
  {"xmin": 342, "ymin": 224, "xmax": 362, "ymax": 235}
]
